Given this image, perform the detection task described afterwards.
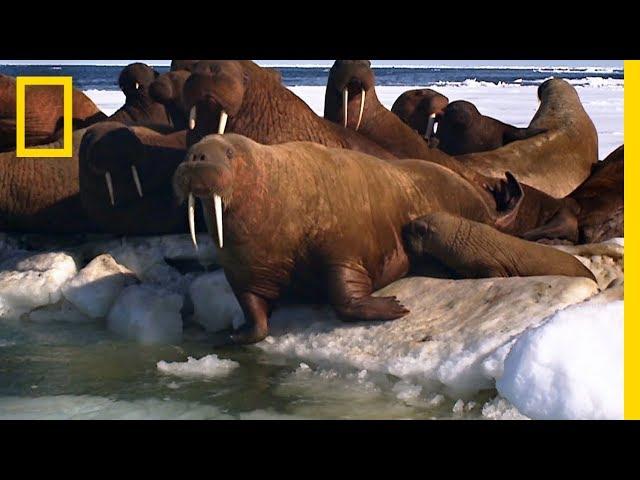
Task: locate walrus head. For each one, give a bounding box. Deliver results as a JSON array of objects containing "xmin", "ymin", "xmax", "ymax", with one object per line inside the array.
[
  {"xmin": 170, "ymin": 60, "xmax": 201, "ymax": 72},
  {"xmin": 182, "ymin": 60, "xmax": 250, "ymax": 147},
  {"xmin": 149, "ymin": 70, "xmax": 191, "ymax": 129},
  {"xmin": 324, "ymin": 60, "xmax": 374, "ymax": 131},
  {"xmin": 173, "ymin": 134, "xmax": 247, "ymax": 249},
  {"xmin": 390, "ymin": 89, "xmax": 449, "ymax": 138},
  {"xmin": 118, "ymin": 62, "xmax": 160, "ymax": 101}
]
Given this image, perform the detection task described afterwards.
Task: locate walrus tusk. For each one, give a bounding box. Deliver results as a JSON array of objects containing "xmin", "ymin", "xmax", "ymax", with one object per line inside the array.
[
  {"xmin": 425, "ymin": 113, "xmax": 436, "ymax": 139},
  {"xmin": 343, "ymin": 88, "xmax": 349, "ymax": 128},
  {"xmin": 105, "ymin": 172, "xmax": 115, "ymax": 206},
  {"xmin": 189, "ymin": 106, "xmax": 196, "ymax": 130},
  {"xmin": 218, "ymin": 110, "xmax": 228, "ymax": 135},
  {"xmin": 135, "ymin": 82, "xmax": 139, "ymax": 90},
  {"xmin": 355, "ymin": 88, "xmax": 365, "ymax": 131},
  {"xmin": 214, "ymin": 194, "xmax": 223, "ymax": 248},
  {"xmin": 131, "ymin": 165, "xmax": 143, "ymax": 198},
  {"xmin": 188, "ymin": 193, "xmax": 198, "ymax": 250}
]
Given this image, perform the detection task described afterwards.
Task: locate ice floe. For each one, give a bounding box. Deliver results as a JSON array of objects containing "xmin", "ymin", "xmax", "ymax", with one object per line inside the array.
[
  {"xmin": 189, "ymin": 270, "xmax": 245, "ymax": 332},
  {"xmin": 157, "ymin": 354, "xmax": 239, "ymax": 378}
]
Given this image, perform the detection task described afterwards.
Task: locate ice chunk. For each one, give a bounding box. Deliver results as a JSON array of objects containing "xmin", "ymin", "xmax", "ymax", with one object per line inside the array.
[
  {"xmin": 157, "ymin": 354, "xmax": 239, "ymax": 378},
  {"xmin": 107, "ymin": 285, "xmax": 183, "ymax": 344},
  {"xmin": 0, "ymin": 252, "xmax": 77, "ymax": 319},
  {"xmin": 481, "ymin": 397, "xmax": 529, "ymax": 420},
  {"xmin": 497, "ymin": 300, "xmax": 623, "ymax": 420},
  {"xmin": 189, "ymin": 270, "xmax": 245, "ymax": 332},
  {"xmin": 61, "ymin": 254, "xmax": 129, "ymax": 318}
]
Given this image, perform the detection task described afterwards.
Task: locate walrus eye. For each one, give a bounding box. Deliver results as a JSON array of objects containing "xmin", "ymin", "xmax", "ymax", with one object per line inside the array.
[{"xmin": 200, "ymin": 155, "xmax": 206, "ymax": 161}]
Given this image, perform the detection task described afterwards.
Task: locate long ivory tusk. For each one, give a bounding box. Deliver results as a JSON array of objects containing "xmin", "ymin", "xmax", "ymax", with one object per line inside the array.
[
  {"xmin": 189, "ymin": 106, "xmax": 196, "ymax": 130},
  {"xmin": 214, "ymin": 194, "xmax": 223, "ymax": 248},
  {"xmin": 105, "ymin": 172, "xmax": 115, "ymax": 206},
  {"xmin": 343, "ymin": 88, "xmax": 349, "ymax": 128},
  {"xmin": 131, "ymin": 165, "xmax": 143, "ymax": 198},
  {"xmin": 425, "ymin": 113, "xmax": 437, "ymax": 139},
  {"xmin": 355, "ymin": 88, "xmax": 366, "ymax": 131},
  {"xmin": 188, "ymin": 193, "xmax": 198, "ymax": 250},
  {"xmin": 218, "ymin": 110, "xmax": 228, "ymax": 135},
  {"xmin": 135, "ymin": 82, "xmax": 139, "ymax": 90}
]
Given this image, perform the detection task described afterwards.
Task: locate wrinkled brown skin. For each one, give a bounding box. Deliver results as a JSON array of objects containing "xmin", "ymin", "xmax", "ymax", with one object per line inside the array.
[
  {"xmin": 391, "ymin": 88, "xmax": 449, "ymax": 136},
  {"xmin": 0, "ymin": 129, "xmax": 98, "ymax": 233},
  {"xmin": 323, "ymin": 60, "xmax": 448, "ymax": 161},
  {"xmin": 456, "ymin": 78, "xmax": 598, "ymax": 198},
  {"xmin": 172, "ymin": 134, "xmax": 583, "ymax": 345},
  {"xmin": 0, "ymin": 74, "xmax": 106, "ymax": 152},
  {"xmin": 182, "ymin": 60, "xmax": 397, "ymax": 160},
  {"xmin": 109, "ymin": 63, "xmax": 172, "ymax": 127},
  {"xmin": 149, "ymin": 70, "xmax": 191, "ymax": 131},
  {"xmin": 403, "ymin": 212, "xmax": 595, "ymax": 281},
  {"xmin": 435, "ymin": 100, "xmax": 547, "ymax": 156},
  {"xmin": 78, "ymin": 122, "xmax": 194, "ymax": 234}
]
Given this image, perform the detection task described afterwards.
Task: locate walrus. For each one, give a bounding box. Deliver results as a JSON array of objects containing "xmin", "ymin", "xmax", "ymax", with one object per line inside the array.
[
  {"xmin": 456, "ymin": 78, "xmax": 598, "ymax": 198},
  {"xmin": 78, "ymin": 121, "xmax": 195, "ymax": 234},
  {"xmin": 170, "ymin": 60, "xmax": 201, "ymax": 72},
  {"xmin": 435, "ymin": 100, "xmax": 547, "ymax": 156},
  {"xmin": 108, "ymin": 63, "xmax": 173, "ymax": 127},
  {"xmin": 0, "ymin": 74, "xmax": 106, "ymax": 151},
  {"xmin": 391, "ymin": 88, "xmax": 449, "ymax": 138},
  {"xmin": 149, "ymin": 70, "xmax": 192, "ymax": 130},
  {"xmin": 0, "ymin": 129, "xmax": 97, "ymax": 233},
  {"xmin": 323, "ymin": 60, "xmax": 448, "ymax": 160},
  {"xmin": 172, "ymin": 133, "xmax": 594, "ymax": 345},
  {"xmin": 181, "ymin": 60, "xmax": 397, "ymax": 160},
  {"xmin": 521, "ymin": 145, "xmax": 624, "ymax": 244}
]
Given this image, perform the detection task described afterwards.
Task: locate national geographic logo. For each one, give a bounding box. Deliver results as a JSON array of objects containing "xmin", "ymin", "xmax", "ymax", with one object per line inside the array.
[{"xmin": 16, "ymin": 76, "xmax": 73, "ymax": 157}]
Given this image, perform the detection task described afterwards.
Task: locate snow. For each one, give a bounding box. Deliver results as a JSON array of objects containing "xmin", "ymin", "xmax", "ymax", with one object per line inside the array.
[
  {"xmin": 61, "ymin": 254, "xmax": 127, "ymax": 318},
  {"xmin": 106, "ymin": 285, "xmax": 183, "ymax": 344},
  {"xmin": 189, "ymin": 270, "xmax": 245, "ymax": 332},
  {"xmin": 157, "ymin": 354, "xmax": 239, "ymax": 378},
  {"xmin": 496, "ymin": 300, "xmax": 623, "ymax": 420}
]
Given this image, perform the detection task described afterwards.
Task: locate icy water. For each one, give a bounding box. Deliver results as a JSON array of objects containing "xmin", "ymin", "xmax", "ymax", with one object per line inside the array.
[{"xmin": 0, "ymin": 319, "xmax": 498, "ymax": 419}]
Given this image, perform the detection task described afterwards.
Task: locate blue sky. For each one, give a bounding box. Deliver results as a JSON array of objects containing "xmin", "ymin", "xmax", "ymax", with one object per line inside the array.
[{"xmin": 0, "ymin": 59, "xmax": 624, "ymax": 68}]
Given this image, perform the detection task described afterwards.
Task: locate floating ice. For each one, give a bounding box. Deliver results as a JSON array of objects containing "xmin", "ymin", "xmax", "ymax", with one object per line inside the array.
[
  {"xmin": 107, "ymin": 285, "xmax": 183, "ymax": 344},
  {"xmin": 497, "ymin": 300, "xmax": 623, "ymax": 420},
  {"xmin": 481, "ymin": 397, "xmax": 529, "ymax": 420},
  {"xmin": 157, "ymin": 354, "xmax": 239, "ymax": 378},
  {"xmin": 0, "ymin": 252, "xmax": 77, "ymax": 320},
  {"xmin": 61, "ymin": 254, "xmax": 129, "ymax": 319},
  {"xmin": 189, "ymin": 270, "xmax": 245, "ymax": 332}
]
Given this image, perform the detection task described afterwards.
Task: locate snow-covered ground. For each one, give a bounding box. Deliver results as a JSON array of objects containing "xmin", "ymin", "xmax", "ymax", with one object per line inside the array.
[{"xmin": 0, "ymin": 80, "xmax": 624, "ymax": 420}]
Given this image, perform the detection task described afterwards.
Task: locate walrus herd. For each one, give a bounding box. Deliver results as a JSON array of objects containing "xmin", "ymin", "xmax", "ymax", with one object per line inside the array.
[{"xmin": 0, "ymin": 60, "xmax": 624, "ymax": 345}]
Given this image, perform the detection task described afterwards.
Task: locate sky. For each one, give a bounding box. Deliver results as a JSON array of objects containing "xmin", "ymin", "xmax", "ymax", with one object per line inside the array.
[{"xmin": 0, "ymin": 59, "xmax": 624, "ymax": 68}]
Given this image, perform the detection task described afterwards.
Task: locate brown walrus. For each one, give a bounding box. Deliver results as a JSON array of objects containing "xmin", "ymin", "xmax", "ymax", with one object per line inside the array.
[
  {"xmin": 323, "ymin": 60, "xmax": 447, "ymax": 160},
  {"xmin": 181, "ymin": 60, "xmax": 396, "ymax": 160},
  {"xmin": 108, "ymin": 63, "xmax": 173, "ymax": 127},
  {"xmin": 149, "ymin": 70, "xmax": 192, "ymax": 131},
  {"xmin": 391, "ymin": 88, "xmax": 449, "ymax": 137},
  {"xmin": 434, "ymin": 100, "xmax": 547, "ymax": 156},
  {"xmin": 0, "ymin": 74, "xmax": 106, "ymax": 152},
  {"xmin": 170, "ymin": 60, "xmax": 201, "ymax": 72},
  {"xmin": 0, "ymin": 129, "xmax": 97, "ymax": 233},
  {"xmin": 456, "ymin": 78, "xmax": 598, "ymax": 198},
  {"xmin": 78, "ymin": 122, "xmax": 194, "ymax": 234},
  {"xmin": 172, "ymin": 133, "xmax": 594, "ymax": 345}
]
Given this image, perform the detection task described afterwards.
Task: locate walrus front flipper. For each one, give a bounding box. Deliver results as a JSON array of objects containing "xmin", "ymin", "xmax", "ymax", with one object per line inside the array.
[
  {"xmin": 229, "ymin": 291, "xmax": 271, "ymax": 345},
  {"xmin": 490, "ymin": 171, "xmax": 524, "ymax": 231},
  {"xmin": 327, "ymin": 265, "xmax": 409, "ymax": 321},
  {"xmin": 403, "ymin": 212, "xmax": 595, "ymax": 281}
]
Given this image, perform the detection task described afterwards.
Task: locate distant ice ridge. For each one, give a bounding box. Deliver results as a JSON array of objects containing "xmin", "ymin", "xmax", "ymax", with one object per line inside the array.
[{"xmin": 497, "ymin": 300, "xmax": 623, "ymax": 420}]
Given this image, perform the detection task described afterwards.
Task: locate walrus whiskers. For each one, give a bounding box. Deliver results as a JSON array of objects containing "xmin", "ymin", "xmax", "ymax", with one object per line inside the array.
[
  {"xmin": 188, "ymin": 193, "xmax": 198, "ymax": 250},
  {"xmin": 189, "ymin": 106, "xmax": 196, "ymax": 130},
  {"xmin": 355, "ymin": 88, "xmax": 365, "ymax": 131},
  {"xmin": 105, "ymin": 172, "xmax": 115, "ymax": 206},
  {"xmin": 131, "ymin": 165, "xmax": 143, "ymax": 198},
  {"xmin": 218, "ymin": 111, "xmax": 228, "ymax": 135}
]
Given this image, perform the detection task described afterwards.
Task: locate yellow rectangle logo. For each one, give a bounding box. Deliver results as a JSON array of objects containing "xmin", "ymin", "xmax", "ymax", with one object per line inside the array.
[{"xmin": 16, "ymin": 76, "xmax": 73, "ymax": 157}]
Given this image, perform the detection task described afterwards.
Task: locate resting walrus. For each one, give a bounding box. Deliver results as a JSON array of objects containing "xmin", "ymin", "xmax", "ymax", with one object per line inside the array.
[
  {"xmin": 181, "ymin": 60, "xmax": 396, "ymax": 160},
  {"xmin": 0, "ymin": 74, "xmax": 106, "ymax": 152},
  {"xmin": 434, "ymin": 100, "xmax": 547, "ymax": 156},
  {"xmin": 172, "ymin": 134, "xmax": 595, "ymax": 345},
  {"xmin": 391, "ymin": 88, "xmax": 449, "ymax": 137},
  {"xmin": 456, "ymin": 78, "xmax": 598, "ymax": 198},
  {"xmin": 149, "ymin": 70, "xmax": 192, "ymax": 131}
]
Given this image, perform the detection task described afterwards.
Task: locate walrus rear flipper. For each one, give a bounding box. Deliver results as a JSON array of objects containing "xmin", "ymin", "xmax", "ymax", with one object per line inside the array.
[
  {"xmin": 489, "ymin": 171, "xmax": 524, "ymax": 231},
  {"xmin": 403, "ymin": 212, "xmax": 595, "ymax": 281}
]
